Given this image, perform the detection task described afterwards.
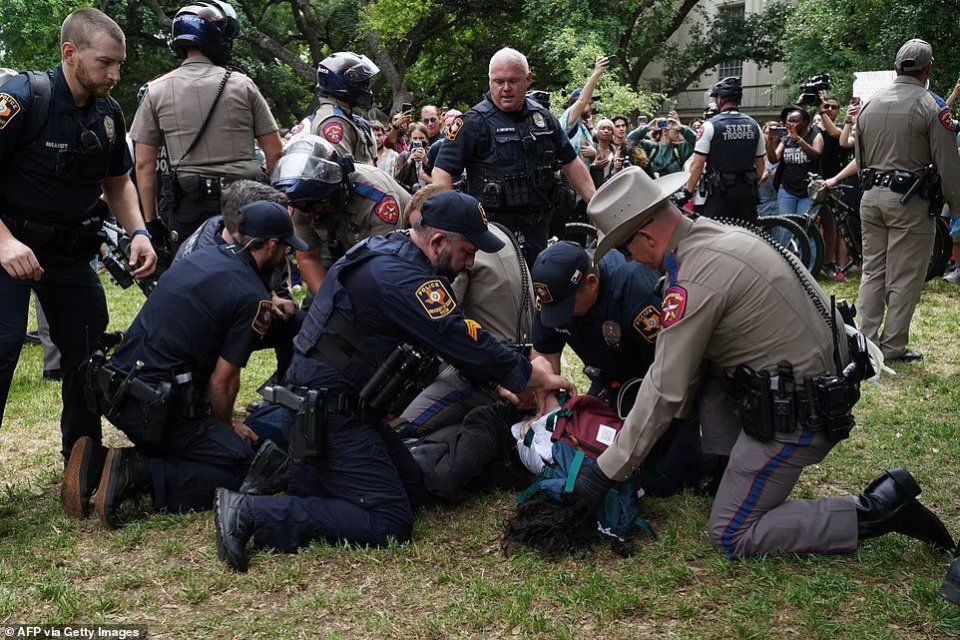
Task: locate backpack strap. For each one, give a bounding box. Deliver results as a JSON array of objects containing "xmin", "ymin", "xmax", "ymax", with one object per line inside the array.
[
  {"xmin": 21, "ymin": 70, "xmax": 52, "ymax": 146},
  {"xmin": 563, "ymin": 449, "xmax": 585, "ymax": 494}
]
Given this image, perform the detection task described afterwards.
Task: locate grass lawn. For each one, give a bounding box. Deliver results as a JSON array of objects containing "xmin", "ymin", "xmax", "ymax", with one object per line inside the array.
[{"xmin": 1, "ymin": 273, "xmax": 959, "ymax": 639}]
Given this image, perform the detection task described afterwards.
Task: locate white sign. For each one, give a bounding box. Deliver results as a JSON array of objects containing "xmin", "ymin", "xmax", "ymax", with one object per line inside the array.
[{"xmin": 852, "ymin": 71, "xmax": 897, "ymax": 101}]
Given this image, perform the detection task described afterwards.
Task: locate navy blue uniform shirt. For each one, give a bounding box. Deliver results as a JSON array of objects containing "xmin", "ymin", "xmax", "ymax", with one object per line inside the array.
[
  {"xmin": 434, "ymin": 93, "xmax": 577, "ymax": 178},
  {"xmin": 110, "ymin": 244, "xmax": 271, "ymax": 384},
  {"xmin": 0, "ymin": 65, "xmax": 132, "ymax": 224},
  {"xmin": 534, "ymin": 252, "xmax": 663, "ymax": 383},
  {"xmin": 287, "ymin": 233, "xmax": 531, "ymax": 393}
]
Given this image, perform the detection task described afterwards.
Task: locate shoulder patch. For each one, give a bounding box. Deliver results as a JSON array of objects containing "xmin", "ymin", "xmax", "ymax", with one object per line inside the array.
[
  {"xmin": 0, "ymin": 93, "xmax": 22, "ymax": 130},
  {"xmin": 937, "ymin": 107, "xmax": 957, "ymax": 132},
  {"xmin": 447, "ymin": 116, "xmax": 464, "ymax": 141},
  {"xmin": 465, "ymin": 318, "xmax": 482, "ymax": 342},
  {"xmin": 416, "ymin": 279, "xmax": 457, "ymax": 319},
  {"xmin": 695, "ymin": 125, "xmax": 705, "ymax": 141},
  {"xmin": 633, "ymin": 305, "xmax": 662, "ymax": 342},
  {"xmin": 251, "ymin": 300, "xmax": 273, "ymax": 336},
  {"xmin": 374, "ymin": 196, "xmax": 400, "ymax": 225},
  {"xmin": 533, "ymin": 282, "xmax": 553, "ymax": 305},
  {"xmin": 322, "ymin": 121, "xmax": 345, "ymax": 144},
  {"xmin": 661, "ymin": 286, "xmax": 687, "ymax": 328}
]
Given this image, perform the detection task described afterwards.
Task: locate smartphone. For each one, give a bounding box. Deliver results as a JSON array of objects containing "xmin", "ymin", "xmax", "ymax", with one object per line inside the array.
[
  {"xmin": 637, "ymin": 116, "xmax": 649, "ymax": 126},
  {"xmin": 411, "ymin": 141, "xmax": 424, "ymax": 150},
  {"xmin": 851, "ymin": 97, "xmax": 862, "ymax": 106},
  {"xmin": 657, "ymin": 118, "xmax": 670, "ymax": 130},
  {"xmin": 401, "ymin": 102, "xmax": 413, "ymax": 113},
  {"xmin": 774, "ymin": 127, "xmax": 788, "ymax": 140}
]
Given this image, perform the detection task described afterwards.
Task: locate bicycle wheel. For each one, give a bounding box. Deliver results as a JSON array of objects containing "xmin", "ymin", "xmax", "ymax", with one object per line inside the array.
[
  {"xmin": 926, "ymin": 217, "xmax": 952, "ymax": 281},
  {"xmin": 563, "ymin": 221, "xmax": 599, "ymax": 250},
  {"xmin": 782, "ymin": 213, "xmax": 825, "ymax": 277},
  {"xmin": 755, "ymin": 216, "xmax": 813, "ymax": 271}
]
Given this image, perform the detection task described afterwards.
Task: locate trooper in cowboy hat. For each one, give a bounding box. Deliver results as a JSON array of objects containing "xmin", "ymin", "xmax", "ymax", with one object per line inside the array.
[{"xmin": 573, "ymin": 166, "xmax": 954, "ymax": 561}]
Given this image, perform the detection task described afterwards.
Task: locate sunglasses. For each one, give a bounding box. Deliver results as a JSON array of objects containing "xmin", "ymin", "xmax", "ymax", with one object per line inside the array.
[
  {"xmin": 615, "ymin": 220, "xmax": 655, "ymax": 259},
  {"xmin": 822, "ymin": 104, "xmax": 840, "ymax": 110},
  {"xmin": 422, "ymin": 117, "xmax": 439, "ymax": 124}
]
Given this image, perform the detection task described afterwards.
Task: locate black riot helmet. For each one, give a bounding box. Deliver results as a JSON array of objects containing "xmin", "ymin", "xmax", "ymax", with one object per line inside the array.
[
  {"xmin": 709, "ymin": 76, "xmax": 743, "ymax": 103},
  {"xmin": 271, "ymin": 135, "xmax": 355, "ymax": 212},
  {"xmin": 170, "ymin": 0, "xmax": 240, "ymax": 66},
  {"xmin": 316, "ymin": 52, "xmax": 380, "ymax": 110},
  {"xmin": 526, "ymin": 90, "xmax": 551, "ymax": 110}
]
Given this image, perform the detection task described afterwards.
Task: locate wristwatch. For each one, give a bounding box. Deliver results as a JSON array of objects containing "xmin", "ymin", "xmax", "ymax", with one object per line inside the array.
[{"xmin": 131, "ymin": 229, "xmax": 152, "ymax": 240}]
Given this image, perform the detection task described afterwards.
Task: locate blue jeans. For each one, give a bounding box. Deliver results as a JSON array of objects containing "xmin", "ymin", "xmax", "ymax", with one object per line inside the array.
[{"xmin": 777, "ymin": 188, "xmax": 812, "ymax": 216}]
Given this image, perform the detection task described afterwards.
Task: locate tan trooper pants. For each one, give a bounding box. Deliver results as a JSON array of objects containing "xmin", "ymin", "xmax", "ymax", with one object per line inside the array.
[{"xmin": 857, "ymin": 188, "xmax": 935, "ymax": 359}]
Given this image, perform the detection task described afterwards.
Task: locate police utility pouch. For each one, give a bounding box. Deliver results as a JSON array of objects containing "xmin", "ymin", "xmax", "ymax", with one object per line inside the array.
[
  {"xmin": 733, "ymin": 365, "xmax": 775, "ymax": 442},
  {"xmin": 889, "ymin": 170, "xmax": 917, "ymax": 195}
]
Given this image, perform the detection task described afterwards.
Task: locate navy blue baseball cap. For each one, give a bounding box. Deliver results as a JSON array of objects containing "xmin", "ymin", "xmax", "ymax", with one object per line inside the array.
[
  {"xmin": 420, "ymin": 191, "xmax": 504, "ymax": 253},
  {"xmin": 531, "ymin": 241, "xmax": 591, "ymax": 328},
  {"xmin": 239, "ymin": 200, "xmax": 309, "ymax": 251},
  {"xmin": 568, "ymin": 88, "xmax": 601, "ymax": 103}
]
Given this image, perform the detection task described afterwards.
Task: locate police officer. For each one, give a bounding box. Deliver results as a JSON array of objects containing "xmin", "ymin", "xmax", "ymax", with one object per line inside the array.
[
  {"xmin": 130, "ymin": 0, "xmax": 283, "ymax": 250},
  {"xmin": 530, "ymin": 231, "xmax": 711, "ymax": 497},
  {"xmin": 212, "ymin": 191, "xmax": 573, "ymax": 571},
  {"xmin": 433, "ymin": 47, "xmax": 596, "ymax": 263},
  {"xmin": 399, "ymin": 184, "xmax": 534, "ymax": 435},
  {"xmin": 175, "ymin": 180, "xmax": 303, "ymax": 384},
  {"xmin": 61, "ymin": 201, "xmax": 308, "ymax": 526},
  {"xmin": 685, "ymin": 77, "xmax": 765, "ymax": 222},
  {"xmin": 272, "ymin": 135, "xmax": 410, "ymax": 293},
  {"xmin": 855, "ymin": 39, "xmax": 960, "ymax": 362},
  {"xmin": 0, "ymin": 10, "xmax": 157, "ymax": 464},
  {"xmin": 569, "ymin": 167, "xmax": 953, "ymax": 558},
  {"xmin": 311, "ymin": 52, "xmax": 379, "ymax": 166}
]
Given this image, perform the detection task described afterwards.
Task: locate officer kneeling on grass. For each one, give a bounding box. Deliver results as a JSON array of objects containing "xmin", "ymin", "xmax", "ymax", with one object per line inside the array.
[
  {"xmin": 62, "ymin": 201, "xmax": 308, "ymax": 528},
  {"xmin": 213, "ymin": 191, "xmax": 574, "ymax": 572},
  {"xmin": 566, "ymin": 166, "xmax": 954, "ymax": 559}
]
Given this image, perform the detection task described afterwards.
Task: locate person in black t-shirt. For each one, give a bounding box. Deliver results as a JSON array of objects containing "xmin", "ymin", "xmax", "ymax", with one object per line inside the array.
[{"xmin": 766, "ymin": 106, "xmax": 823, "ymax": 215}]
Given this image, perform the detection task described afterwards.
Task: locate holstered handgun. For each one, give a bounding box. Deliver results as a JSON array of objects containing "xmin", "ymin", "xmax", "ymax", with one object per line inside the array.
[
  {"xmin": 262, "ymin": 385, "xmax": 324, "ymax": 464},
  {"xmin": 733, "ymin": 365, "xmax": 774, "ymax": 442}
]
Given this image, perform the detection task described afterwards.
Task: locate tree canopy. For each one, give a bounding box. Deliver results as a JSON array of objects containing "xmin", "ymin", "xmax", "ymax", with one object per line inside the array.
[{"xmin": 0, "ymin": 0, "xmax": 788, "ymax": 125}]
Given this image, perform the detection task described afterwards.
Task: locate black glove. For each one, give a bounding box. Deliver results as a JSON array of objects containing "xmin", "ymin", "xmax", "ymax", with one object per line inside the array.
[
  {"xmin": 145, "ymin": 218, "xmax": 173, "ymax": 266},
  {"xmin": 674, "ymin": 187, "xmax": 693, "ymax": 206},
  {"xmin": 570, "ymin": 463, "xmax": 615, "ymax": 511}
]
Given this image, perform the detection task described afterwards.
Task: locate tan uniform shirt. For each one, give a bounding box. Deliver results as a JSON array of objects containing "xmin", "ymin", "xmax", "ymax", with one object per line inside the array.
[
  {"xmin": 310, "ymin": 97, "xmax": 377, "ymax": 166},
  {"xmin": 292, "ymin": 164, "xmax": 410, "ymax": 251},
  {"xmin": 598, "ymin": 216, "xmax": 850, "ymax": 481},
  {"xmin": 130, "ymin": 55, "xmax": 278, "ymax": 178},
  {"xmin": 452, "ymin": 225, "xmax": 534, "ymax": 345},
  {"xmin": 856, "ymin": 75, "xmax": 960, "ymax": 208}
]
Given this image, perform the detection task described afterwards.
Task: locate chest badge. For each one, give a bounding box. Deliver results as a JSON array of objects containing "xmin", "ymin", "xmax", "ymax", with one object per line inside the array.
[
  {"xmin": 633, "ymin": 305, "xmax": 662, "ymax": 343},
  {"xmin": 416, "ymin": 279, "xmax": 457, "ymax": 319},
  {"xmin": 602, "ymin": 321, "xmax": 621, "ymax": 348},
  {"xmin": 532, "ymin": 112, "xmax": 545, "ymax": 128},
  {"xmin": 103, "ymin": 115, "xmax": 115, "ymax": 144},
  {"xmin": 0, "ymin": 93, "xmax": 22, "ymax": 130}
]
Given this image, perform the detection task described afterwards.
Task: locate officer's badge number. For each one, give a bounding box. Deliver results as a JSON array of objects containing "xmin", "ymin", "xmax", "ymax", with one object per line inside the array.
[
  {"xmin": 416, "ymin": 280, "xmax": 457, "ymax": 319},
  {"xmin": 633, "ymin": 305, "xmax": 662, "ymax": 342},
  {"xmin": 322, "ymin": 121, "xmax": 345, "ymax": 145},
  {"xmin": 251, "ymin": 300, "xmax": 273, "ymax": 336},
  {"xmin": 661, "ymin": 287, "xmax": 687, "ymax": 328},
  {"xmin": 447, "ymin": 117, "xmax": 464, "ymax": 141},
  {"xmin": 0, "ymin": 93, "xmax": 22, "ymax": 130}
]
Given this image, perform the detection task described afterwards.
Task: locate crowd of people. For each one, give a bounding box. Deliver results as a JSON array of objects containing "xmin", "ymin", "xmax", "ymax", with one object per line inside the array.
[{"xmin": 2, "ymin": 1, "xmax": 960, "ymax": 608}]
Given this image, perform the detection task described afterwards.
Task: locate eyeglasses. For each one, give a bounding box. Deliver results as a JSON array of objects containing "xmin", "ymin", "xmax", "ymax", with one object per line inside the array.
[
  {"xmin": 823, "ymin": 104, "xmax": 840, "ymax": 110},
  {"xmin": 422, "ymin": 117, "xmax": 439, "ymax": 124}
]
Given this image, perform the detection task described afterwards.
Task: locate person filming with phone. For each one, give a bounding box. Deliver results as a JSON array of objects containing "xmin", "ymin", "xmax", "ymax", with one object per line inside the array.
[
  {"xmin": 766, "ymin": 105, "xmax": 824, "ymax": 215},
  {"xmin": 626, "ymin": 112, "xmax": 696, "ymax": 177},
  {"xmin": 396, "ymin": 123, "xmax": 433, "ymax": 193}
]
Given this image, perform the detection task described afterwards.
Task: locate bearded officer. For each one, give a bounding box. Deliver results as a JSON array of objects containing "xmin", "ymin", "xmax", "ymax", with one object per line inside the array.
[
  {"xmin": 568, "ymin": 166, "xmax": 954, "ymax": 559},
  {"xmin": 131, "ymin": 0, "xmax": 283, "ymax": 251},
  {"xmin": 433, "ymin": 47, "xmax": 595, "ymax": 263},
  {"xmin": 855, "ymin": 39, "xmax": 960, "ymax": 362},
  {"xmin": 272, "ymin": 135, "xmax": 409, "ymax": 293},
  {"xmin": 310, "ymin": 51, "xmax": 379, "ymax": 166},
  {"xmin": 684, "ymin": 77, "xmax": 765, "ymax": 222}
]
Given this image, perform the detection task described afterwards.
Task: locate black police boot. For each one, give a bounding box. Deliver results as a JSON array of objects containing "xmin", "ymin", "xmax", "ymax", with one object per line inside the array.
[
  {"xmin": 94, "ymin": 447, "xmax": 152, "ymax": 530},
  {"xmin": 61, "ymin": 437, "xmax": 107, "ymax": 519},
  {"xmin": 214, "ymin": 488, "xmax": 255, "ymax": 572},
  {"xmin": 239, "ymin": 440, "xmax": 290, "ymax": 495},
  {"xmin": 939, "ymin": 553, "xmax": 960, "ymax": 605},
  {"xmin": 855, "ymin": 468, "xmax": 955, "ymax": 550}
]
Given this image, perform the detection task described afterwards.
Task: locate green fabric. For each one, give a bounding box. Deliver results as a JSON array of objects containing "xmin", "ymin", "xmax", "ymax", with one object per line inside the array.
[{"xmin": 564, "ymin": 450, "xmax": 585, "ymax": 494}]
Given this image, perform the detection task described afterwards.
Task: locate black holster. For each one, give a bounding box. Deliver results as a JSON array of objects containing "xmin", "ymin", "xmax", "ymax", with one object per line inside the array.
[{"xmin": 261, "ymin": 385, "xmax": 326, "ymax": 465}]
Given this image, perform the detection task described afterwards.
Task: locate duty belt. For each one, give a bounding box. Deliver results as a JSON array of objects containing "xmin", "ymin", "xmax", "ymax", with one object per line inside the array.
[
  {"xmin": 859, "ymin": 169, "xmax": 919, "ymax": 192},
  {"xmin": 489, "ymin": 210, "xmax": 550, "ymax": 230}
]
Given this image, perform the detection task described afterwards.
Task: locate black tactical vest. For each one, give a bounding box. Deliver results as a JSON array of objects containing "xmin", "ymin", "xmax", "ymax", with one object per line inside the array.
[{"xmin": 706, "ymin": 111, "xmax": 761, "ymax": 175}]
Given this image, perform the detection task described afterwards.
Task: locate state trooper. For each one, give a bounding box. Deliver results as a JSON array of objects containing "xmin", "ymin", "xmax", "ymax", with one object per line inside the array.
[
  {"xmin": 212, "ymin": 191, "xmax": 573, "ymax": 571},
  {"xmin": 684, "ymin": 77, "xmax": 765, "ymax": 222},
  {"xmin": 130, "ymin": 0, "xmax": 283, "ymax": 250},
  {"xmin": 310, "ymin": 52, "xmax": 379, "ymax": 166},
  {"xmin": 569, "ymin": 167, "xmax": 954, "ymax": 559},
  {"xmin": 855, "ymin": 39, "xmax": 960, "ymax": 362},
  {"xmin": 0, "ymin": 9, "xmax": 157, "ymax": 471},
  {"xmin": 271, "ymin": 135, "xmax": 410, "ymax": 293},
  {"xmin": 433, "ymin": 47, "xmax": 596, "ymax": 263},
  {"xmin": 61, "ymin": 201, "xmax": 308, "ymax": 526}
]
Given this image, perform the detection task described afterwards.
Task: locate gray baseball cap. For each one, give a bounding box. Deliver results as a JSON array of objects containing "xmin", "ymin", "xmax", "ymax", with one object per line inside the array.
[{"xmin": 895, "ymin": 39, "xmax": 933, "ymax": 73}]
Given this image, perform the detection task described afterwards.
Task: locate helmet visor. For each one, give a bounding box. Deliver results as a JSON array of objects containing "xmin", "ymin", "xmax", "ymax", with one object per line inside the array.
[
  {"xmin": 271, "ymin": 137, "xmax": 343, "ymax": 185},
  {"xmin": 343, "ymin": 54, "xmax": 380, "ymax": 83}
]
